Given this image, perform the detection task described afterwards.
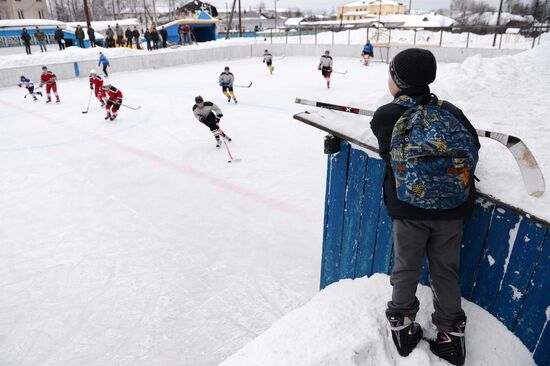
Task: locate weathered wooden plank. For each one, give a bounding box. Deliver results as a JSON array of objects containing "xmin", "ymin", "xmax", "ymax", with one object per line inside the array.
[
  {"xmin": 320, "ymin": 141, "xmax": 350, "ymax": 289},
  {"xmin": 354, "ymin": 157, "xmax": 385, "ymax": 278},
  {"xmin": 514, "ymin": 233, "xmax": 550, "ymax": 364},
  {"xmin": 493, "ymin": 221, "xmax": 547, "ymax": 330},
  {"xmin": 470, "ymin": 207, "xmax": 521, "ymax": 311},
  {"xmin": 372, "ymin": 203, "xmax": 394, "ymax": 275},
  {"xmin": 459, "ymin": 198, "xmax": 495, "ymax": 300},
  {"xmin": 339, "ymin": 148, "xmax": 368, "ymax": 280}
]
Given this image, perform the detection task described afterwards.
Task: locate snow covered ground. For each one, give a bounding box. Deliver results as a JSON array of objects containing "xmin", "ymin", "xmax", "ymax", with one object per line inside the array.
[
  {"xmin": 0, "ymin": 45, "xmax": 549, "ymax": 365},
  {"xmin": 221, "ymin": 274, "xmax": 536, "ymax": 366}
]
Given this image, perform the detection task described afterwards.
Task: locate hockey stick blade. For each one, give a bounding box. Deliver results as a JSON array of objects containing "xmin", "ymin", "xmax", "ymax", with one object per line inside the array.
[
  {"xmin": 476, "ymin": 129, "xmax": 545, "ymax": 197},
  {"xmin": 333, "ymin": 70, "xmax": 348, "ymax": 75},
  {"xmin": 122, "ymin": 104, "xmax": 141, "ymax": 110},
  {"xmin": 234, "ymin": 82, "xmax": 252, "ymax": 88}
]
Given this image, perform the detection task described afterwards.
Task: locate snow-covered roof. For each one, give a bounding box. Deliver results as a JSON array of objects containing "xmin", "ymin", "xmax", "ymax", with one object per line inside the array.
[
  {"xmin": 465, "ymin": 12, "xmax": 534, "ymax": 26},
  {"xmin": 285, "ymin": 17, "xmax": 304, "ymax": 27},
  {"xmin": 402, "ymin": 13, "xmax": 455, "ymax": 27},
  {"xmin": 302, "ymin": 13, "xmax": 455, "ymax": 28},
  {"xmin": 0, "ymin": 19, "xmax": 65, "ymax": 28},
  {"xmin": 343, "ymin": 11, "xmax": 371, "ymax": 16},
  {"xmin": 343, "ymin": 0, "xmax": 401, "ymax": 7}
]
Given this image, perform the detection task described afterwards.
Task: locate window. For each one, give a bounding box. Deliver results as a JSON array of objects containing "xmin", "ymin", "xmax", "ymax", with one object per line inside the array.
[
  {"xmin": 17, "ymin": 10, "xmax": 24, "ymax": 19},
  {"xmin": 38, "ymin": 10, "xmax": 44, "ymax": 18}
]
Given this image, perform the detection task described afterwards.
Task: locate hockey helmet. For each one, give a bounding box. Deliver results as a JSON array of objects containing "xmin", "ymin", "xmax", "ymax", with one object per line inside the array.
[
  {"xmin": 195, "ymin": 96, "xmax": 204, "ymax": 104},
  {"xmin": 90, "ymin": 69, "xmax": 97, "ymax": 76},
  {"xmin": 20, "ymin": 75, "xmax": 26, "ymax": 81},
  {"xmin": 41, "ymin": 65, "xmax": 48, "ymax": 70},
  {"xmin": 224, "ymin": 66, "xmax": 230, "ymax": 71}
]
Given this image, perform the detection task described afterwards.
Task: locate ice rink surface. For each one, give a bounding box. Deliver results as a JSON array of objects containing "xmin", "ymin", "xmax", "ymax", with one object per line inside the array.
[
  {"xmin": 0, "ymin": 56, "xmax": 386, "ymax": 365},
  {"xmin": 1, "ymin": 46, "xmax": 549, "ymax": 365}
]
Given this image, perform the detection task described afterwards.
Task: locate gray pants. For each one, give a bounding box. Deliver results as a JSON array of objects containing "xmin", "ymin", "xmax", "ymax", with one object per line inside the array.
[{"xmin": 387, "ymin": 219, "xmax": 466, "ymax": 332}]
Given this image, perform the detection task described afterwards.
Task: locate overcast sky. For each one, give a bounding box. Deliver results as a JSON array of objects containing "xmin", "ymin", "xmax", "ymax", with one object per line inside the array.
[{"xmin": 207, "ymin": 0, "xmax": 513, "ymax": 13}]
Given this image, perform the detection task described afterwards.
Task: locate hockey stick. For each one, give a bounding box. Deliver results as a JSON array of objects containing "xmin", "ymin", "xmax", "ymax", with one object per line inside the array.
[
  {"xmin": 295, "ymin": 98, "xmax": 545, "ymax": 197},
  {"xmin": 276, "ymin": 56, "xmax": 286, "ymax": 60},
  {"xmin": 333, "ymin": 70, "xmax": 348, "ymax": 75},
  {"xmin": 82, "ymin": 89, "xmax": 93, "ymax": 114},
  {"xmin": 233, "ymin": 82, "xmax": 253, "ymax": 88},
  {"xmin": 121, "ymin": 103, "xmax": 141, "ymax": 110},
  {"xmin": 218, "ymin": 128, "xmax": 241, "ymax": 163}
]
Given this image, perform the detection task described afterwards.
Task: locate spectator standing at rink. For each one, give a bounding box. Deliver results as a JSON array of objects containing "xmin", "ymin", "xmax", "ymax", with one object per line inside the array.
[
  {"xmin": 160, "ymin": 26, "xmax": 168, "ymax": 48},
  {"xmin": 35, "ymin": 27, "xmax": 47, "ymax": 52},
  {"xmin": 87, "ymin": 26, "xmax": 96, "ymax": 48},
  {"xmin": 75, "ymin": 25, "xmax": 85, "ymax": 48},
  {"xmin": 21, "ymin": 28, "xmax": 32, "ymax": 55}
]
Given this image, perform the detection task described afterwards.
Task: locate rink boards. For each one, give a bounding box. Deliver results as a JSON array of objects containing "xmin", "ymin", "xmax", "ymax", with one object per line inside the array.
[{"xmin": 320, "ymin": 140, "xmax": 549, "ymax": 365}]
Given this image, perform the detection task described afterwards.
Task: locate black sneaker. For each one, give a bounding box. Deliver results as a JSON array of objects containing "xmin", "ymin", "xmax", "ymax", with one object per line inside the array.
[
  {"xmin": 428, "ymin": 320, "xmax": 466, "ymax": 366},
  {"xmin": 386, "ymin": 312, "xmax": 423, "ymax": 357}
]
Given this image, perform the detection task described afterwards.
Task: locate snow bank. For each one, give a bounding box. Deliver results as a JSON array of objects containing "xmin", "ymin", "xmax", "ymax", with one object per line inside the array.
[
  {"xmin": 434, "ymin": 39, "xmax": 550, "ymax": 221},
  {"xmin": 221, "ymin": 274, "xmax": 535, "ymax": 366}
]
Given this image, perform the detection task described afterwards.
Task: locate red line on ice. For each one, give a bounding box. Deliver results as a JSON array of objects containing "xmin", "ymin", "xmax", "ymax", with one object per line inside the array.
[{"xmin": 1, "ymin": 98, "xmax": 301, "ymax": 214}]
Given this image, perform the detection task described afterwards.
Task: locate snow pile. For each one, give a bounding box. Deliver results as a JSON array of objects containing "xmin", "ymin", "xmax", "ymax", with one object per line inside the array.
[
  {"xmin": 434, "ymin": 40, "xmax": 550, "ymax": 221},
  {"xmin": 221, "ymin": 274, "xmax": 535, "ymax": 366},
  {"xmin": 464, "ymin": 12, "xmax": 534, "ymax": 26}
]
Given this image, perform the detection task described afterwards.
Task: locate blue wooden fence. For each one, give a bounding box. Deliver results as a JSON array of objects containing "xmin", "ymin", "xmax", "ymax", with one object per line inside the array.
[{"xmin": 321, "ymin": 140, "xmax": 549, "ymax": 365}]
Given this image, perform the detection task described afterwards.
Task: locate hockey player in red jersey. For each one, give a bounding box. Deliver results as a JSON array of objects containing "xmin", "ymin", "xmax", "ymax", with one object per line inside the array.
[
  {"xmin": 103, "ymin": 84, "xmax": 123, "ymax": 120},
  {"xmin": 39, "ymin": 66, "xmax": 60, "ymax": 103},
  {"xmin": 89, "ymin": 69, "xmax": 105, "ymax": 106}
]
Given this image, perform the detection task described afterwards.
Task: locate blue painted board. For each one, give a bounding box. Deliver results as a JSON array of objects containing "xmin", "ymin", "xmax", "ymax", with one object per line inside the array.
[
  {"xmin": 470, "ymin": 208, "xmax": 521, "ymax": 311},
  {"xmin": 320, "ymin": 142, "xmax": 350, "ymax": 289},
  {"xmin": 459, "ymin": 198, "xmax": 495, "ymax": 299},
  {"xmin": 372, "ymin": 203, "xmax": 394, "ymax": 274},
  {"xmin": 354, "ymin": 157, "xmax": 385, "ymax": 278},
  {"xmin": 514, "ymin": 233, "xmax": 550, "ymax": 360},
  {"xmin": 493, "ymin": 221, "xmax": 547, "ymax": 330},
  {"xmin": 339, "ymin": 149, "xmax": 368, "ymax": 280}
]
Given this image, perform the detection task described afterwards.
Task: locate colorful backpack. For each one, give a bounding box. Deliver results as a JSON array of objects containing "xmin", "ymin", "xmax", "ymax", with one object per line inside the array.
[{"xmin": 389, "ymin": 95, "xmax": 479, "ymax": 209}]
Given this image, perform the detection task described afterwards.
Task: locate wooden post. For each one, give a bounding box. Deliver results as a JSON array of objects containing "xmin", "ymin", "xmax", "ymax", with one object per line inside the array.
[
  {"xmin": 226, "ymin": 0, "xmax": 237, "ymax": 40},
  {"xmin": 238, "ymin": 0, "xmax": 242, "ymax": 37},
  {"xmin": 348, "ymin": 29, "xmax": 350, "ymax": 45},
  {"xmin": 83, "ymin": 0, "xmax": 92, "ymax": 28},
  {"xmin": 466, "ymin": 31, "xmax": 470, "ymax": 48},
  {"xmin": 439, "ymin": 29, "xmax": 443, "ymax": 46},
  {"xmin": 413, "ymin": 28, "xmax": 417, "ymax": 45},
  {"xmin": 388, "ymin": 28, "xmax": 391, "ymax": 45},
  {"xmin": 499, "ymin": 33, "xmax": 503, "ymax": 49}
]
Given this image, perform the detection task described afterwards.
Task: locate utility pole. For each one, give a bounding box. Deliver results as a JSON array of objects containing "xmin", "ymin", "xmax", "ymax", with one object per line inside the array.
[
  {"xmin": 152, "ymin": 0, "xmax": 158, "ymax": 26},
  {"xmin": 408, "ymin": 0, "xmax": 412, "ymax": 14},
  {"xmin": 378, "ymin": 0, "xmax": 382, "ymax": 24},
  {"xmin": 226, "ymin": 0, "xmax": 237, "ymax": 39},
  {"xmin": 238, "ymin": 0, "xmax": 242, "ymax": 36},
  {"xmin": 492, "ymin": 0, "xmax": 504, "ymax": 47},
  {"xmin": 112, "ymin": 0, "xmax": 117, "ymax": 20},
  {"xmin": 274, "ymin": 0, "xmax": 278, "ymax": 30},
  {"xmin": 83, "ymin": 0, "xmax": 92, "ymax": 27}
]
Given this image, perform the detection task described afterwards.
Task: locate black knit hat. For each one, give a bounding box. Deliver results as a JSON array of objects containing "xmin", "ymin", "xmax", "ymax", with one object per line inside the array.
[
  {"xmin": 389, "ymin": 48, "xmax": 437, "ymax": 89},
  {"xmin": 195, "ymin": 96, "xmax": 204, "ymax": 103}
]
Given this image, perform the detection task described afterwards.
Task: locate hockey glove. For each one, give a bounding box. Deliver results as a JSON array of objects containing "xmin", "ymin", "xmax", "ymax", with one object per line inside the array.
[
  {"xmin": 328, "ymin": 67, "xmax": 333, "ymax": 73},
  {"xmin": 18, "ymin": 84, "xmax": 21, "ymax": 88},
  {"xmin": 318, "ymin": 65, "xmax": 321, "ymax": 70}
]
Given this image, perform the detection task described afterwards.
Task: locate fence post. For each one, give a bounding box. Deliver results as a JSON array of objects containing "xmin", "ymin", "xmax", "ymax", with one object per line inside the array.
[
  {"xmin": 466, "ymin": 31, "xmax": 470, "ymax": 48},
  {"xmin": 286, "ymin": 30, "xmax": 288, "ymax": 44},
  {"xmin": 439, "ymin": 29, "xmax": 443, "ymax": 47},
  {"xmin": 499, "ymin": 33, "xmax": 503, "ymax": 49},
  {"xmin": 413, "ymin": 28, "xmax": 417, "ymax": 45},
  {"xmin": 332, "ymin": 27, "xmax": 335, "ymax": 45},
  {"xmin": 388, "ymin": 28, "xmax": 392, "ymax": 45},
  {"xmin": 348, "ymin": 29, "xmax": 350, "ymax": 45},
  {"xmin": 367, "ymin": 26, "xmax": 370, "ymax": 42},
  {"xmin": 299, "ymin": 28, "xmax": 302, "ymax": 44},
  {"xmin": 315, "ymin": 28, "xmax": 317, "ymax": 45}
]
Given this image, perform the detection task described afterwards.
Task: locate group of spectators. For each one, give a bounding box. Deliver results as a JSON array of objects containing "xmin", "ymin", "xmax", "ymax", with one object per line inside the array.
[{"xmin": 20, "ymin": 22, "xmax": 196, "ymax": 55}]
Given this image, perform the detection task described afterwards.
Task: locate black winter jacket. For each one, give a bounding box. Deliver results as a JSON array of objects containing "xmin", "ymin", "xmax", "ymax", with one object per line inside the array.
[{"xmin": 369, "ymin": 86, "xmax": 480, "ymax": 221}]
